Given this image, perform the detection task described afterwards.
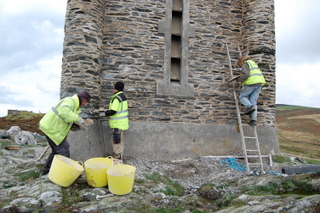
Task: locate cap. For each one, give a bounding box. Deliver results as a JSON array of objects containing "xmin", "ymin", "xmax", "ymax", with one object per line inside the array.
[
  {"xmin": 114, "ymin": 82, "xmax": 124, "ymax": 91},
  {"xmin": 78, "ymin": 90, "xmax": 91, "ymax": 103}
]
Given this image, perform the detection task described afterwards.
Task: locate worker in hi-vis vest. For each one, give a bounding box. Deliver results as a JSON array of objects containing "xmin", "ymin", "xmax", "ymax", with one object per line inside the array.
[
  {"xmin": 236, "ymin": 56, "xmax": 266, "ymax": 126},
  {"xmin": 104, "ymin": 82, "xmax": 129, "ymax": 161},
  {"xmin": 39, "ymin": 90, "xmax": 91, "ymax": 176}
]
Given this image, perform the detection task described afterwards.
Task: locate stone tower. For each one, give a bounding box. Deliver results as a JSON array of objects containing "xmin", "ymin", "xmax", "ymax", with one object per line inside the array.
[{"xmin": 61, "ymin": 0, "xmax": 278, "ymax": 160}]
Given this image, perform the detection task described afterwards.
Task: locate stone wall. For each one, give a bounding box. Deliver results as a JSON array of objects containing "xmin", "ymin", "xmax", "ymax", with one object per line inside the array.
[
  {"xmin": 61, "ymin": 0, "xmax": 278, "ymax": 160},
  {"xmin": 60, "ymin": 0, "xmax": 105, "ymax": 116}
]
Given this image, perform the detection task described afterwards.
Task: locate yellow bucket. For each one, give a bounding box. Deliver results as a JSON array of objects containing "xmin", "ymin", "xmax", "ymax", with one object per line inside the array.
[
  {"xmin": 84, "ymin": 157, "xmax": 114, "ymax": 187},
  {"xmin": 107, "ymin": 164, "xmax": 136, "ymax": 195},
  {"xmin": 48, "ymin": 155, "xmax": 84, "ymax": 187}
]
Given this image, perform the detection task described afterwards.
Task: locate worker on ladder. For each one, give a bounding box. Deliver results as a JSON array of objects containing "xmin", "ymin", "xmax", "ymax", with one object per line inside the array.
[{"xmin": 236, "ymin": 56, "xmax": 266, "ymax": 126}]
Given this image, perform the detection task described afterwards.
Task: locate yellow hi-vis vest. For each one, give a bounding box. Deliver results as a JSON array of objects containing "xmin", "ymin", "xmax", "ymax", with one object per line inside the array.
[
  {"xmin": 39, "ymin": 95, "xmax": 81, "ymax": 145},
  {"xmin": 242, "ymin": 60, "xmax": 266, "ymax": 86},
  {"xmin": 109, "ymin": 92, "xmax": 129, "ymax": 130}
]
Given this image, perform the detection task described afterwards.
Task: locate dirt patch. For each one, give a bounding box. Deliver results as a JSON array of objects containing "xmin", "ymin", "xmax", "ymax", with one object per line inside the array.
[
  {"xmin": 0, "ymin": 111, "xmax": 44, "ymax": 135},
  {"xmin": 288, "ymin": 114, "xmax": 320, "ymax": 123}
]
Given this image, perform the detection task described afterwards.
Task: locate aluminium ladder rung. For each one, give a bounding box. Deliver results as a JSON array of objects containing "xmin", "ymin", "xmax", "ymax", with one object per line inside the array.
[
  {"xmin": 248, "ymin": 163, "xmax": 262, "ymax": 167},
  {"xmin": 247, "ymin": 155, "xmax": 261, "ymax": 158},
  {"xmin": 246, "ymin": 149, "xmax": 259, "ymax": 152},
  {"xmin": 242, "ymin": 124, "xmax": 254, "ymax": 126},
  {"xmin": 244, "ymin": 136, "xmax": 257, "ymax": 139}
]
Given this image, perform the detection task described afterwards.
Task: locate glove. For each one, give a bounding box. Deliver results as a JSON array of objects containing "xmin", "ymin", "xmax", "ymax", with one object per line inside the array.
[
  {"xmin": 71, "ymin": 117, "xmax": 83, "ymax": 131},
  {"xmin": 77, "ymin": 117, "xmax": 85, "ymax": 125},
  {"xmin": 70, "ymin": 123, "xmax": 81, "ymax": 131},
  {"xmin": 95, "ymin": 107, "xmax": 106, "ymax": 117}
]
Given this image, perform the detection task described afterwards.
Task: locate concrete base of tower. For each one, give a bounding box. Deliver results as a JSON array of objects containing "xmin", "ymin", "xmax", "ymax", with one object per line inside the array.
[{"xmin": 68, "ymin": 119, "xmax": 279, "ymax": 161}]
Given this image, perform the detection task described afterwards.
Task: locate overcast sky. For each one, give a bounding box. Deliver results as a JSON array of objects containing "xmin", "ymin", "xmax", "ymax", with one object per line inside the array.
[
  {"xmin": 0, "ymin": 0, "xmax": 320, "ymax": 117},
  {"xmin": 0, "ymin": 0, "xmax": 66, "ymax": 117}
]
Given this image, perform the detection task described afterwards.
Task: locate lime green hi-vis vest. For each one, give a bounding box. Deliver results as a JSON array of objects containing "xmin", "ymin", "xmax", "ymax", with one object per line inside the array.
[
  {"xmin": 109, "ymin": 92, "xmax": 129, "ymax": 130},
  {"xmin": 39, "ymin": 95, "xmax": 81, "ymax": 145},
  {"xmin": 242, "ymin": 60, "xmax": 266, "ymax": 86}
]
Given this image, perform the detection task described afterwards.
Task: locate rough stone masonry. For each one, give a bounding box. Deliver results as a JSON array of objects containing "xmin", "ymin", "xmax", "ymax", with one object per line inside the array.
[{"xmin": 60, "ymin": 0, "xmax": 278, "ymax": 161}]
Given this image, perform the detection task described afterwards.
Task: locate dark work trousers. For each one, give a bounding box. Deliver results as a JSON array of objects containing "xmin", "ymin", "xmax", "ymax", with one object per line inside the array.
[{"xmin": 41, "ymin": 134, "xmax": 70, "ymax": 175}]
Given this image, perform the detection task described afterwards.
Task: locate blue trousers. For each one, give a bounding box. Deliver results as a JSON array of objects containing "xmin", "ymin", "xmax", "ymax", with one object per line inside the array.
[{"xmin": 239, "ymin": 85, "xmax": 262, "ymax": 121}]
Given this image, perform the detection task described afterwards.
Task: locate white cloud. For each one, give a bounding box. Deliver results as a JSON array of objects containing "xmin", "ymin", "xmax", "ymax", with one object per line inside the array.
[
  {"xmin": 0, "ymin": 55, "xmax": 61, "ymax": 116},
  {"xmin": 276, "ymin": 63, "xmax": 320, "ymax": 107},
  {"xmin": 1, "ymin": 0, "xmax": 66, "ymax": 17},
  {"xmin": 275, "ymin": 0, "xmax": 320, "ymax": 64},
  {"xmin": 0, "ymin": 0, "xmax": 66, "ymax": 117},
  {"xmin": 0, "ymin": 10, "xmax": 65, "ymax": 73},
  {"xmin": 275, "ymin": 0, "xmax": 320, "ymax": 108}
]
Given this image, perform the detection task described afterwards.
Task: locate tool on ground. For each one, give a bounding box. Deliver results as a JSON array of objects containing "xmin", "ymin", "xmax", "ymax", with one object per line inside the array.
[
  {"xmin": 96, "ymin": 194, "xmax": 114, "ymax": 200},
  {"xmin": 226, "ymin": 43, "xmax": 265, "ymax": 175},
  {"xmin": 37, "ymin": 145, "xmax": 50, "ymax": 161},
  {"xmin": 5, "ymin": 145, "xmax": 21, "ymax": 150}
]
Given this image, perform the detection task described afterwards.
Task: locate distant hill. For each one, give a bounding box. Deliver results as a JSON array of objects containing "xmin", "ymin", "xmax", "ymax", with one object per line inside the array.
[
  {"xmin": 276, "ymin": 105, "xmax": 320, "ymax": 159},
  {"xmin": 0, "ymin": 111, "xmax": 44, "ymax": 135},
  {"xmin": 276, "ymin": 104, "xmax": 317, "ymax": 110}
]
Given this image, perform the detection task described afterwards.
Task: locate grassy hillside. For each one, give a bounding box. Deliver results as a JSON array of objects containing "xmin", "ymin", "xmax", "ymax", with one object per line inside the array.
[
  {"xmin": 0, "ymin": 111, "xmax": 44, "ymax": 135},
  {"xmin": 276, "ymin": 105, "xmax": 320, "ymax": 160}
]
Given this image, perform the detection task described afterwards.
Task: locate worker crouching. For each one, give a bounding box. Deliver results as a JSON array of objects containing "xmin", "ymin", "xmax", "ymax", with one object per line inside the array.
[{"xmin": 39, "ymin": 90, "xmax": 91, "ymax": 176}]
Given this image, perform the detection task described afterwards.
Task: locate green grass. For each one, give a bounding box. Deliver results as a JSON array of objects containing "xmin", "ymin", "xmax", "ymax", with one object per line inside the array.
[
  {"xmin": 306, "ymin": 159, "xmax": 320, "ymax": 164},
  {"xmin": 243, "ymin": 179, "xmax": 316, "ymax": 196},
  {"xmin": 61, "ymin": 182, "xmax": 87, "ymax": 206},
  {"xmin": 2, "ymin": 181, "xmax": 16, "ymax": 189},
  {"xmin": 272, "ymin": 155, "xmax": 291, "ymax": 163},
  {"xmin": 150, "ymin": 207, "xmax": 186, "ymax": 213},
  {"xmin": 276, "ymin": 105, "xmax": 313, "ymax": 110},
  {"xmin": 4, "ymin": 111, "xmax": 44, "ymax": 120},
  {"xmin": 16, "ymin": 170, "xmax": 40, "ymax": 182},
  {"xmin": 145, "ymin": 172, "xmax": 184, "ymax": 196}
]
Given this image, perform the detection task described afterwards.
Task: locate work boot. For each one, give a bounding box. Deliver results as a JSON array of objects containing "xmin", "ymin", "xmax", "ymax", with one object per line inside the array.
[
  {"xmin": 39, "ymin": 169, "xmax": 49, "ymax": 177},
  {"xmin": 248, "ymin": 120, "xmax": 257, "ymax": 126},
  {"xmin": 113, "ymin": 154, "xmax": 123, "ymax": 164},
  {"xmin": 243, "ymin": 106, "xmax": 255, "ymax": 115},
  {"xmin": 113, "ymin": 153, "xmax": 121, "ymax": 160}
]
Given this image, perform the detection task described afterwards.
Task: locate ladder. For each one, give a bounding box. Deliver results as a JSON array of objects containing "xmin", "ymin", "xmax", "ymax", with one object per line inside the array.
[{"xmin": 226, "ymin": 43, "xmax": 265, "ymax": 175}]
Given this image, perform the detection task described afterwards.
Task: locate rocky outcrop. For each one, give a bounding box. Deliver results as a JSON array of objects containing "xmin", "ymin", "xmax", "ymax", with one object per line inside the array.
[{"xmin": 1, "ymin": 136, "xmax": 319, "ymax": 213}]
